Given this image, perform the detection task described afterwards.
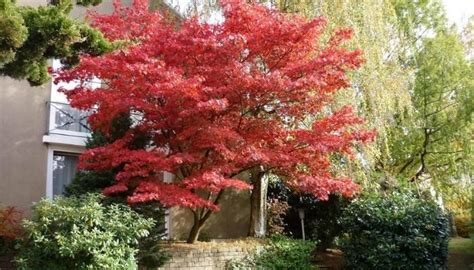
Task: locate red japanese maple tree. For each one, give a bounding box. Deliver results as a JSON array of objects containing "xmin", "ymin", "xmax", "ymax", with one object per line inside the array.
[{"xmin": 55, "ymin": 0, "xmax": 374, "ymax": 243}]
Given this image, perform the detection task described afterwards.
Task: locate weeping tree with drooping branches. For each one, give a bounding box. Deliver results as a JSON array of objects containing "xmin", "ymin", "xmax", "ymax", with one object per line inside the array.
[{"xmin": 55, "ymin": 0, "xmax": 374, "ymax": 243}]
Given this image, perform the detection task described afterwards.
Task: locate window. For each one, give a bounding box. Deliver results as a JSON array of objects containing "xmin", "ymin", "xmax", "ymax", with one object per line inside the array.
[{"xmin": 52, "ymin": 152, "xmax": 79, "ymax": 196}]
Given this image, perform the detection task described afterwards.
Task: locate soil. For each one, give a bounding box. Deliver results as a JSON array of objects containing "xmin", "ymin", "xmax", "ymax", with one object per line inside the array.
[
  {"xmin": 313, "ymin": 249, "xmax": 344, "ymax": 270},
  {"xmin": 0, "ymin": 252, "xmax": 15, "ymax": 270},
  {"xmin": 448, "ymin": 252, "xmax": 474, "ymax": 270}
]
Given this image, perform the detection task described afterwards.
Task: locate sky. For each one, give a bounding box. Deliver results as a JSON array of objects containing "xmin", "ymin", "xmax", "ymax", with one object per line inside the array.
[
  {"xmin": 442, "ymin": 0, "xmax": 474, "ymax": 28},
  {"xmin": 167, "ymin": 0, "xmax": 474, "ymax": 28}
]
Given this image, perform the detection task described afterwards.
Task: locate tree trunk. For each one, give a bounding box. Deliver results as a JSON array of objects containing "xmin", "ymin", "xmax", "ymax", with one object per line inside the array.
[
  {"xmin": 187, "ymin": 217, "xmax": 204, "ymax": 244},
  {"xmin": 186, "ymin": 190, "xmax": 225, "ymax": 243},
  {"xmin": 248, "ymin": 168, "xmax": 268, "ymax": 238},
  {"xmin": 448, "ymin": 211, "xmax": 458, "ymax": 237}
]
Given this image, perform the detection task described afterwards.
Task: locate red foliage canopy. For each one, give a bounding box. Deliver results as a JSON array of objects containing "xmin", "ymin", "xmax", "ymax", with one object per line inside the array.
[{"xmin": 55, "ymin": 0, "xmax": 374, "ymax": 211}]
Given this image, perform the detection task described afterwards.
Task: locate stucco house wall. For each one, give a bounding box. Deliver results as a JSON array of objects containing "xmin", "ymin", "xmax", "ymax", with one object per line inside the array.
[
  {"xmin": 0, "ymin": 0, "xmax": 52, "ymax": 210},
  {"xmin": 170, "ymin": 189, "xmax": 251, "ymax": 240},
  {"xmin": 0, "ymin": 76, "xmax": 51, "ymax": 212}
]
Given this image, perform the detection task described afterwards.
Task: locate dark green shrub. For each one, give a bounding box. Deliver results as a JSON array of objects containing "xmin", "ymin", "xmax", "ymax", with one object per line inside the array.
[
  {"xmin": 268, "ymin": 179, "xmax": 349, "ymax": 250},
  {"xmin": 15, "ymin": 194, "xmax": 154, "ymax": 270},
  {"xmin": 64, "ymin": 114, "xmax": 135, "ymax": 197},
  {"xmin": 132, "ymin": 203, "xmax": 170, "ymax": 269},
  {"xmin": 339, "ymin": 192, "xmax": 449, "ymax": 270}
]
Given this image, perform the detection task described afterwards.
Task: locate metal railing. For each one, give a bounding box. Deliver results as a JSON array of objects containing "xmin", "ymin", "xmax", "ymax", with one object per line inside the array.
[{"xmin": 47, "ymin": 101, "xmax": 91, "ymax": 136}]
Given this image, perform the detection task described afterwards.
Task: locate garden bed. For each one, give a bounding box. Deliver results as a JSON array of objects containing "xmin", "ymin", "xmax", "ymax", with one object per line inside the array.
[
  {"xmin": 0, "ymin": 252, "xmax": 16, "ymax": 270},
  {"xmin": 313, "ymin": 249, "xmax": 344, "ymax": 270}
]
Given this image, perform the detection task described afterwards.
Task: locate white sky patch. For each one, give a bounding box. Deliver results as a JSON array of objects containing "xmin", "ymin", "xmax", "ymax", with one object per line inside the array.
[
  {"xmin": 165, "ymin": 0, "xmax": 473, "ymax": 29},
  {"xmin": 164, "ymin": 0, "xmax": 190, "ymax": 16},
  {"xmin": 442, "ymin": 0, "xmax": 474, "ymax": 28},
  {"xmin": 165, "ymin": 0, "xmax": 223, "ymax": 23}
]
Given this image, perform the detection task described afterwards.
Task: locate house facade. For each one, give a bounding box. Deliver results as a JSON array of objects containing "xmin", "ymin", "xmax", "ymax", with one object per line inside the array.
[{"xmin": 0, "ymin": 0, "xmax": 250, "ymax": 240}]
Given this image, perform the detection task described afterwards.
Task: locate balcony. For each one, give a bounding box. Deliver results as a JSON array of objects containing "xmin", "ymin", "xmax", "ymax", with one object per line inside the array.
[
  {"xmin": 48, "ymin": 101, "xmax": 90, "ymax": 134},
  {"xmin": 43, "ymin": 101, "xmax": 91, "ymax": 147}
]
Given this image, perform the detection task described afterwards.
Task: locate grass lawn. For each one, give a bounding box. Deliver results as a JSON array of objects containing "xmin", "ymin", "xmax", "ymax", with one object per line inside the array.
[
  {"xmin": 449, "ymin": 237, "xmax": 474, "ymax": 254},
  {"xmin": 448, "ymin": 237, "xmax": 474, "ymax": 270}
]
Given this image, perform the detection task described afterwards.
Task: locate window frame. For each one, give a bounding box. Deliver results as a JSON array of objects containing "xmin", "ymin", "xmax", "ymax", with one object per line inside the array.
[{"xmin": 45, "ymin": 145, "xmax": 83, "ymax": 198}]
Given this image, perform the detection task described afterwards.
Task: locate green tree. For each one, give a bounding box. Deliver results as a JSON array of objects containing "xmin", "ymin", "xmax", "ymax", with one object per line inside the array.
[
  {"xmin": 306, "ymin": 0, "xmax": 413, "ymax": 188},
  {"xmin": 278, "ymin": 0, "xmax": 472, "ymax": 200},
  {"xmin": 390, "ymin": 0, "xmax": 446, "ymax": 63},
  {"xmin": 380, "ymin": 1, "xmax": 473, "ymax": 217},
  {"xmin": 389, "ymin": 30, "xmax": 473, "ymax": 187},
  {"xmin": 0, "ymin": 0, "xmax": 111, "ymax": 85},
  {"xmin": 461, "ymin": 16, "xmax": 474, "ymax": 59}
]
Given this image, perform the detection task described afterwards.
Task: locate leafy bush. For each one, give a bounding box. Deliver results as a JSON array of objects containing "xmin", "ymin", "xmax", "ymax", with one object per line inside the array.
[
  {"xmin": 15, "ymin": 194, "xmax": 154, "ymax": 270},
  {"xmin": 226, "ymin": 236, "xmax": 316, "ymax": 270},
  {"xmin": 0, "ymin": 205, "xmax": 22, "ymax": 255},
  {"xmin": 65, "ymin": 193, "xmax": 169, "ymax": 268},
  {"xmin": 339, "ymin": 192, "xmax": 449, "ymax": 270},
  {"xmin": 66, "ymin": 178, "xmax": 169, "ymax": 268},
  {"xmin": 255, "ymin": 236, "xmax": 316, "ymax": 269}
]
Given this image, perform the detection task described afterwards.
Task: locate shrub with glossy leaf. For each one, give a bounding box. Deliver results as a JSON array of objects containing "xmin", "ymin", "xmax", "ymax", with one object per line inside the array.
[
  {"xmin": 339, "ymin": 192, "xmax": 449, "ymax": 270},
  {"xmin": 15, "ymin": 194, "xmax": 154, "ymax": 270},
  {"xmin": 64, "ymin": 114, "xmax": 169, "ymax": 269}
]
